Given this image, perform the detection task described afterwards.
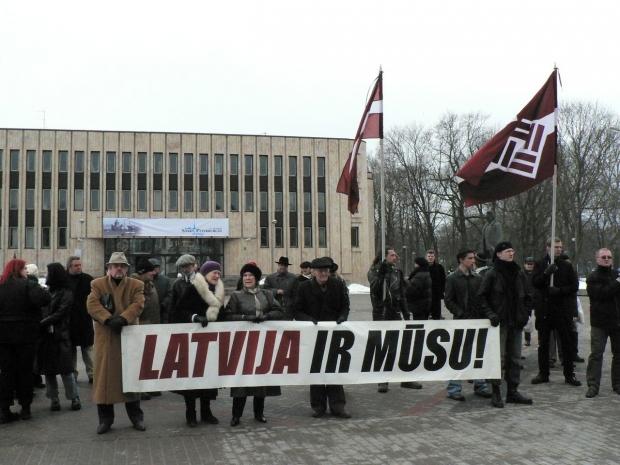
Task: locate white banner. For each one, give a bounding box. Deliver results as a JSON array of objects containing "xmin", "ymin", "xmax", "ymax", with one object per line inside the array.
[
  {"xmin": 103, "ymin": 218, "xmax": 229, "ymax": 238},
  {"xmin": 121, "ymin": 320, "xmax": 500, "ymax": 392}
]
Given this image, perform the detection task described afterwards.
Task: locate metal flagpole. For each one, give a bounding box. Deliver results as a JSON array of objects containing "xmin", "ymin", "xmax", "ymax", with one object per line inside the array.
[
  {"xmin": 380, "ymin": 138, "xmax": 386, "ymax": 257},
  {"xmin": 549, "ymin": 67, "xmax": 559, "ymax": 287}
]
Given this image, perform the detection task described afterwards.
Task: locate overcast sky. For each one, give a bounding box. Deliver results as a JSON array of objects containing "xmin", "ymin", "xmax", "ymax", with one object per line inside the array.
[{"xmin": 1, "ymin": 0, "xmax": 618, "ymax": 140}]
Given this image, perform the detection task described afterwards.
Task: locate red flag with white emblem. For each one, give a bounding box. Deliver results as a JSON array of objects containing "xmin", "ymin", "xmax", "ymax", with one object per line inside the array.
[
  {"xmin": 337, "ymin": 72, "xmax": 383, "ymax": 213},
  {"xmin": 456, "ymin": 70, "xmax": 558, "ymax": 207}
]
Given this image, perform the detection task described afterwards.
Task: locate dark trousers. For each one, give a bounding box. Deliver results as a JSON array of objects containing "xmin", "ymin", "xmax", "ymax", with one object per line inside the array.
[
  {"xmin": 490, "ymin": 326, "xmax": 522, "ymax": 388},
  {"xmin": 310, "ymin": 385, "xmax": 345, "ymax": 412},
  {"xmin": 430, "ymin": 297, "xmax": 442, "ymax": 320},
  {"xmin": 537, "ymin": 313, "xmax": 576, "ymax": 378},
  {"xmin": 232, "ymin": 396, "xmax": 264, "ymax": 418},
  {"xmin": 586, "ymin": 326, "xmax": 620, "ymax": 390},
  {"xmin": 0, "ymin": 343, "xmax": 36, "ymax": 408},
  {"xmin": 97, "ymin": 401, "xmax": 143, "ymax": 424}
]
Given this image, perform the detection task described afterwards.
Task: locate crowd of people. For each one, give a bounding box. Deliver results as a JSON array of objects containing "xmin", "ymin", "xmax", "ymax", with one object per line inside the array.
[{"xmin": 0, "ymin": 239, "xmax": 618, "ymax": 435}]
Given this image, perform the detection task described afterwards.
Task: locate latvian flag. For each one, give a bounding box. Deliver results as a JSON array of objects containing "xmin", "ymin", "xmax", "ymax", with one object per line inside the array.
[{"xmin": 337, "ymin": 71, "xmax": 383, "ymax": 214}]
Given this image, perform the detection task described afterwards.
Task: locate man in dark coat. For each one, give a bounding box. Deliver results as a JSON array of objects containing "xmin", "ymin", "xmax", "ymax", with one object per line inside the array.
[
  {"xmin": 531, "ymin": 239, "xmax": 581, "ymax": 387},
  {"xmin": 263, "ymin": 256, "xmax": 298, "ymax": 313},
  {"xmin": 294, "ymin": 256, "xmax": 351, "ymax": 419},
  {"xmin": 585, "ymin": 248, "xmax": 620, "ymax": 398},
  {"xmin": 148, "ymin": 258, "xmax": 171, "ymax": 323},
  {"xmin": 426, "ymin": 249, "xmax": 446, "ymax": 320},
  {"xmin": 478, "ymin": 241, "xmax": 533, "ymax": 408},
  {"xmin": 66, "ymin": 256, "xmax": 94, "ymax": 384}
]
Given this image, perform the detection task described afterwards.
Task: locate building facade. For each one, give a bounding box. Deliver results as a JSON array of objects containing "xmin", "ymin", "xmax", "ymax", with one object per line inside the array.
[{"xmin": 0, "ymin": 129, "xmax": 374, "ymax": 283}]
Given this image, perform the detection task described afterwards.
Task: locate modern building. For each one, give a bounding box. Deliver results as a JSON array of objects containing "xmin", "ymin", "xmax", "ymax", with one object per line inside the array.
[{"xmin": 0, "ymin": 129, "xmax": 375, "ymax": 283}]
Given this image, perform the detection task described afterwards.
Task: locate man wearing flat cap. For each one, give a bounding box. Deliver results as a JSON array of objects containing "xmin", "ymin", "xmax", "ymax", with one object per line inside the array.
[
  {"xmin": 293, "ymin": 256, "xmax": 351, "ymax": 419},
  {"xmin": 263, "ymin": 256, "xmax": 298, "ymax": 314},
  {"xmin": 86, "ymin": 252, "xmax": 145, "ymax": 434}
]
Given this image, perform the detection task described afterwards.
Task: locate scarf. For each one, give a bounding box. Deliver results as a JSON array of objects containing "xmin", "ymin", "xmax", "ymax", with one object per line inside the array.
[
  {"xmin": 192, "ymin": 273, "xmax": 225, "ymax": 321},
  {"xmin": 244, "ymin": 286, "xmax": 263, "ymax": 317}
]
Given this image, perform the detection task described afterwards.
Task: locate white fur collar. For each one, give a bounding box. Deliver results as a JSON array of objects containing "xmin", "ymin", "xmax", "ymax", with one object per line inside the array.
[{"xmin": 192, "ymin": 273, "xmax": 225, "ymax": 321}]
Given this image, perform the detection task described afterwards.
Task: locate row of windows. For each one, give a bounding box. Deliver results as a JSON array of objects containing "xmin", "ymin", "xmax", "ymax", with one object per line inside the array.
[
  {"xmin": 6, "ymin": 226, "xmax": 66, "ymax": 249},
  {"xmin": 1, "ymin": 150, "xmax": 326, "ymax": 177}
]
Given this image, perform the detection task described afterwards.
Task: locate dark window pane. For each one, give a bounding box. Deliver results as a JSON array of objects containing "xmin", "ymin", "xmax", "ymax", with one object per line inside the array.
[
  {"xmin": 122, "ymin": 152, "xmax": 132, "ymax": 173},
  {"xmin": 153, "ymin": 190, "xmax": 163, "ymax": 211},
  {"xmin": 199, "ymin": 191, "xmax": 209, "ymax": 211},
  {"xmin": 43, "ymin": 189, "xmax": 52, "ymax": 210},
  {"xmin": 244, "ymin": 191, "xmax": 253, "ymax": 212},
  {"xmin": 260, "ymin": 227, "xmax": 268, "ymax": 247},
  {"xmin": 184, "ymin": 153, "xmax": 193, "ymax": 175},
  {"xmin": 25, "ymin": 227, "xmax": 35, "ymax": 249},
  {"xmin": 184, "ymin": 191, "xmax": 193, "ymax": 212},
  {"xmin": 58, "ymin": 227, "xmax": 67, "ymax": 249},
  {"xmin": 106, "ymin": 190, "xmax": 115, "ymax": 210},
  {"xmin": 215, "ymin": 191, "xmax": 224, "ymax": 211},
  {"xmin": 259, "ymin": 155, "xmax": 268, "ymax": 176},
  {"xmin": 10, "ymin": 150, "xmax": 19, "ymax": 171},
  {"xmin": 304, "ymin": 192, "xmax": 312, "ymax": 212},
  {"xmin": 43, "ymin": 150, "xmax": 52, "ymax": 172},
  {"xmin": 351, "ymin": 226, "xmax": 360, "ymax": 248},
  {"xmin": 106, "ymin": 151, "xmax": 116, "ymax": 173},
  {"xmin": 9, "ymin": 227, "xmax": 18, "ymax": 248},
  {"xmin": 230, "ymin": 191, "xmax": 239, "ymax": 211},
  {"xmin": 199, "ymin": 154, "xmax": 209, "ymax": 174},
  {"xmin": 318, "ymin": 192, "xmax": 326, "ymax": 212},
  {"xmin": 289, "ymin": 192, "xmax": 297, "ymax": 212},
  {"xmin": 317, "ymin": 157, "xmax": 325, "ymax": 177},
  {"xmin": 138, "ymin": 153, "xmax": 147, "ymax": 173},
  {"xmin": 290, "ymin": 227, "xmax": 298, "ymax": 248},
  {"xmin": 90, "ymin": 190, "xmax": 100, "ymax": 210},
  {"xmin": 169, "ymin": 190, "xmax": 178, "ymax": 211},
  {"xmin": 90, "ymin": 151, "xmax": 100, "ymax": 173},
  {"xmin": 275, "ymin": 192, "xmax": 283, "ymax": 211},
  {"xmin": 274, "ymin": 156, "xmax": 282, "ymax": 176},
  {"xmin": 260, "ymin": 192, "xmax": 268, "ymax": 212},
  {"xmin": 137, "ymin": 190, "xmax": 147, "ymax": 211},
  {"xmin": 74, "ymin": 189, "xmax": 84, "ymax": 211},
  {"xmin": 230, "ymin": 154, "xmax": 238, "ymax": 176},
  {"xmin": 75, "ymin": 151, "xmax": 84, "ymax": 173},
  {"xmin": 169, "ymin": 153, "xmax": 178, "ymax": 174},
  {"xmin": 303, "ymin": 156, "xmax": 311, "ymax": 177},
  {"xmin": 244, "ymin": 155, "xmax": 253, "ymax": 175},
  {"xmin": 9, "ymin": 189, "xmax": 19, "ymax": 209},
  {"xmin": 304, "ymin": 227, "xmax": 312, "ymax": 247},
  {"xmin": 122, "ymin": 190, "xmax": 131, "ymax": 211},
  {"xmin": 319, "ymin": 227, "xmax": 327, "ymax": 248},
  {"xmin": 153, "ymin": 153, "xmax": 163, "ymax": 174},
  {"xmin": 58, "ymin": 189, "xmax": 67, "ymax": 210},
  {"xmin": 289, "ymin": 156, "xmax": 297, "ymax": 176},
  {"xmin": 275, "ymin": 227, "xmax": 283, "ymax": 248},
  {"xmin": 41, "ymin": 227, "xmax": 51, "ymax": 248},
  {"xmin": 26, "ymin": 150, "xmax": 36, "ymax": 171},
  {"xmin": 59, "ymin": 150, "xmax": 68, "ymax": 172},
  {"xmin": 215, "ymin": 154, "xmax": 224, "ymax": 175}
]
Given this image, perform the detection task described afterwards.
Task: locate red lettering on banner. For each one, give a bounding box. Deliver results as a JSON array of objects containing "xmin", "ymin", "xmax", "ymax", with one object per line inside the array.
[
  {"xmin": 160, "ymin": 333, "xmax": 190, "ymax": 379},
  {"xmin": 243, "ymin": 331, "xmax": 260, "ymax": 375},
  {"xmin": 138, "ymin": 334, "xmax": 160, "ymax": 380},
  {"xmin": 272, "ymin": 331, "xmax": 300, "ymax": 374},
  {"xmin": 191, "ymin": 332, "xmax": 218, "ymax": 377},
  {"xmin": 218, "ymin": 331, "xmax": 247, "ymax": 375},
  {"xmin": 255, "ymin": 330, "xmax": 277, "ymax": 374}
]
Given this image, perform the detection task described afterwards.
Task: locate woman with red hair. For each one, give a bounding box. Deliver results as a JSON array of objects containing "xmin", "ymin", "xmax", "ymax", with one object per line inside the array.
[{"xmin": 0, "ymin": 259, "xmax": 51, "ymax": 423}]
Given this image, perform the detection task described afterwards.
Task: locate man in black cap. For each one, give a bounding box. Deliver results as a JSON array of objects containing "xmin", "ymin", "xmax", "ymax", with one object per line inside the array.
[
  {"xmin": 148, "ymin": 258, "xmax": 171, "ymax": 323},
  {"xmin": 294, "ymin": 256, "xmax": 351, "ymax": 419},
  {"xmin": 478, "ymin": 241, "xmax": 533, "ymax": 408},
  {"xmin": 263, "ymin": 257, "xmax": 297, "ymax": 313}
]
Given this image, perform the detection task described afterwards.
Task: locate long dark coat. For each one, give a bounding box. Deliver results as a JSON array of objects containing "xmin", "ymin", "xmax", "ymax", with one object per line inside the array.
[
  {"xmin": 0, "ymin": 277, "xmax": 51, "ymax": 344},
  {"xmin": 38, "ymin": 288, "xmax": 74, "ymax": 375},
  {"xmin": 531, "ymin": 254, "xmax": 578, "ymax": 327},
  {"xmin": 294, "ymin": 276, "xmax": 350, "ymax": 322},
  {"xmin": 587, "ymin": 265, "xmax": 620, "ymax": 329},
  {"xmin": 406, "ymin": 269, "xmax": 432, "ymax": 319},
  {"xmin": 67, "ymin": 272, "xmax": 94, "ymax": 347}
]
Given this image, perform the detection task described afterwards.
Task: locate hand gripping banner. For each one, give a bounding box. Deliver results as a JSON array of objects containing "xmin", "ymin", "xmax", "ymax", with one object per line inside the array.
[{"xmin": 121, "ymin": 320, "xmax": 501, "ymax": 392}]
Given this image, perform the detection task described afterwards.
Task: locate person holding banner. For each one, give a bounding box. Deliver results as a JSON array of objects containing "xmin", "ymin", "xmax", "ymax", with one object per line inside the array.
[
  {"xmin": 168, "ymin": 256, "xmax": 223, "ymax": 427},
  {"xmin": 86, "ymin": 252, "xmax": 145, "ymax": 434},
  {"xmin": 221, "ymin": 262, "xmax": 285, "ymax": 426},
  {"xmin": 294, "ymin": 256, "xmax": 352, "ymax": 419},
  {"xmin": 478, "ymin": 242, "xmax": 533, "ymax": 408}
]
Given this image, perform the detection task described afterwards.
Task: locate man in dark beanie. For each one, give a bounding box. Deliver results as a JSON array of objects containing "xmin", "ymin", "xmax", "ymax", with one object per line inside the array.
[{"xmin": 478, "ymin": 241, "xmax": 533, "ymax": 408}]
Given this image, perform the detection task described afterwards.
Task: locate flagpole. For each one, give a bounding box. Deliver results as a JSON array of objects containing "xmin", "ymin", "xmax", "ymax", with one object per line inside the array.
[
  {"xmin": 549, "ymin": 67, "xmax": 559, "ymax": 286},
  {"xmin": 380, "ymin": 138, "xmax": 386, "ymax": 257}
]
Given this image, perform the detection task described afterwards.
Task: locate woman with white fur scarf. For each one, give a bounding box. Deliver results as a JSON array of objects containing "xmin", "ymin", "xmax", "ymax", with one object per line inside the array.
[{"xmin": 169, "ymin": 257, "xmax": 224, "ymax": 427}]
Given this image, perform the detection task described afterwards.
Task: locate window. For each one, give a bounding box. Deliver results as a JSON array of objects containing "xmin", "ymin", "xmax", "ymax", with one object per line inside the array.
[
  {"xmin": 184, "ymin": 191, "xmax": 193, "ymax": 212},
  {"xmin": 259, "ymin": 155, "xmax": 268, "ymax": 176},
  {"xmin": 244, "ymin": 155, "xmax": 253, "ymax": 175},
  {"xmin": 215, "ymin": 154, "xmax": 224, "ymax": 175},
  {"xmin": 289, "ymin": 156, "xmax": 297, "ymax": 176},
  {"xmin": 319, "ymin": 227, "xmax": 327, "ymax": 248},
  {"xmin": 137, "ymin": 190, "xmax": 147, "ymax": 211},
  {"xmin": 260, "ymin": 227, "xmax": 268, "ymax": 247},
  {"xmin": 351, "ymin": 226, "xmax": 360, "ymax": 248},
  {"xmin": 260, "ymin": 192, "xmax": 268, "ymax": 212},
  {"xmin": 304, "ymin": 227, "xmax": 313, "ymax": 247},
  {"xmin": 168, "ymin": 153, "xmax": 178, "ymax": 174},
  {"xmin": 42, "ymin": 189, "xmax": 51, "ymax": 210},
  {"xmin": 168, "ymin": 190, "xmax": 178, "ymax": 211},
  {"xmin": 58, "ymin": 189, "xmax": 67, "ymax": 210},
  {"xmin": 215, "ymin": 191, "xmax": 224, "ymax": 211},
  {"xmin": 25, "ymin": 227, "xmax": 35, "ymax": 249},
  {"xmin": 153, "ymin": 153, "xmax": 163, "ymax": 173},
  {"xmin": 9, "ymin": 189, "xmax": 19, "ymax": 209},
  {"xmin": 58, "ymin": 227, "xmax": 67, "ymax": 249},
  {"xmin": 8, "ymin": 227, "xmax": 18, "ymax": 248},
  {"xmin": 304, "ymin": 192, "xmax": 312, "ymax": 212},
  {"xmin": 274, "ymin": 156, "xmax": 282, "ymax": 176},
  {"xmin": 317, "ymin": 157, "xmax": 325, "ymax": 177},
  {"xmin": 26, "ymin": 150, "xmax": 36, "ymax": 171},
  {"xmin": 75, "ymin": 151, "xmax": 84, "ymax": 173},
  {"xmin": 275, "ymin": 227, "xmax": 283, "ymax": 248},
  {"xmin": 275, "ymin": 192, "xmax": 283, "ymax": 211},
  {"xmin": 318, "ymin": 192, "xmax": 326, "ymax": 212},
  {"xmin": 90, "ymin": 151, "xmax": 102, "ymax": 173},
  {"xmin": 10, "ymin": 150, "xmax": 19, "ymax": 171},
  {"xmin": 290, "ymin": 227, "xmax": 298, "ymax": 247},
  {"xmin": 43, "ymin": 150, "xmax": 52, "ymax": 172},
  {"xmin": 122, "ymin": 190, "xmax": 131, "ymax": 211},
  {"xmin": 199, "ymin": 191, "xmax": 209, "ymax": 211},
  {"xmin": 199, "ymin": 154, "xmax": 209, "ymax": 174},
  {"xmin": 153, "ymin": 190, "xmax": 163, "ymax": 211},
  {"xmin": 303, "ymin": 156, "xmax": 311, "ymax": 177},
  {"xmin": 244, "ymin": 191, "xmax": 253, "ymax": 212},
  {"xmin": 289, "ymin": 192, "xmax": 297, "ymax": 212},
  {"xmin": 122, "ymin": 152, "xmax": 132, "ymax": 173},
  {"xmin": 74, "ymin": 189, "xmax": 84, "ymax": 211},
  {"xmin": 59, "ymin": 150, "xmax": 68, "ymax": 172},
  {"xmin": 90, "ymin": 190, "xmax": 100, "ymax": 210},
  {"xmin": 106, "ymin": 190, "xmax": 116, "ymax": 210},
  {"xmin": 184, "ymin": 153, "xmax": 193, "ymax": 175},
  {"xmin": 106, "ymin": 151, "xmax": 116, "ymax": 173},
  {"xmin": 41, "ymin": 227, "xmax": 51, "ymax": 249},
  {"xmin": 230, "ymin": 191, "xmax": 239, "ymax": 211},
  {"xmin": 138, "ymin": 152, "xmax": 147, "ymax": 173},
  {"xmin": 230, "ymin": 154, "xmax": 238, "ymax": 175},
  {"xmin": 26, "ymin": 189, "xmax": 35, "ymax": 209}
]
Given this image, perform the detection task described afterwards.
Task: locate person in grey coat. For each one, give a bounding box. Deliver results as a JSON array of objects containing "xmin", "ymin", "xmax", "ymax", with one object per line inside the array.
[
  {"xmin": 221, "ymin": 263, "xmax": 285, "ymax": 426},
  {"xmin": 148, "ymin": 258, "xmax": 172, "ymax": 323},
  {"xmin": 262, "ymin": 256, "xmax": 298, "ymax": 315}
]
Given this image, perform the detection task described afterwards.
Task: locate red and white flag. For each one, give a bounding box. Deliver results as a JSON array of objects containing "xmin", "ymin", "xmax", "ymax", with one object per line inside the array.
[
  {"xmin": 337, "ymin": 71, "xmax": 383, "ymax": 214},
  {"xmin": 456, "ymin": 70, "xmax": 558, "ymax": 207}
]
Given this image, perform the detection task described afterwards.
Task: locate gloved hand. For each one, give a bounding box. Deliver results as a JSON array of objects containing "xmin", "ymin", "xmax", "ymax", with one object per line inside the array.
[
  {"xmin": 336, "ymin": 316, "xmax": 347, "ymax": 324},
  {"xmin": 193, "ymin": 315, "xmax": 209, "ymax": 327},
  {"xmin": 106, "ymin": 315, "xmax": 128, "ymax": 333},
  {"xmin": 488, "ymin": 313, "xmax": 500, "ymax": 327},
  {"xmin": 544, "ymin": 263, "xmax": 558, "ymax": 275},
  {"xmin": 310, "ymin": 318, "xmax": 318, "ymax": 325},
  {"xmin": 378, "ymin": 261, "xmax": 390, "ymax": 275},
  {"xmin": 548, "ymin": 286, "xmax": 562, "ymax": 297},
  {"xmin": 251, "ymin": 315, "xmax": 265, "ymax": 323},
  {"xmin": 402, "ymin": 313, "xmax": 412, "ymax": 321}
]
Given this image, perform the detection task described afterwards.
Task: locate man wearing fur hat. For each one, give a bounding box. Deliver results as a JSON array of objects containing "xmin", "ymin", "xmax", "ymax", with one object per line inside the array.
[
  {"xmin": 86, "ymin": 252, "xmax": 145, "ymax": 434},
  {"xmin": 168, "ymin": 256, "xmax": 224, "ymax": 426},
  {"xmin": 478, "ymin": 241, "xmax": 533, "ymax": 408}
]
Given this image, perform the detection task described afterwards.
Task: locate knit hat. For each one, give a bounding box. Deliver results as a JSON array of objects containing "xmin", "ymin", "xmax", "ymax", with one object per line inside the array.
[
  {"xmin": 136, "ymin": 258, "xmax": 156, "ymax": 274},
  {"xmin": 199, "ymin": 260, "xmax": 221, "ymax": 276},
  {"xmin": 176, "ymin": 254, "xmax": 196, "ymax": 267},
  {"xmin": 240, "ymin": 263, "xmax": 262, "ymax": 282},
  {"xmin": 494, "ymin": 241, "xmax": 514, "ymax": 255}
]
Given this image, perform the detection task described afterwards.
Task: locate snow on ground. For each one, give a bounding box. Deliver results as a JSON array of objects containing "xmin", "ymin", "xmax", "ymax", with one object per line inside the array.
[
  {"xmin": 579, "ymin": 278, "xmax": 587, "ymax": 290},
  {"xmin": 348, "ymin": 283, "xmax": 370, "ymax": 294}
]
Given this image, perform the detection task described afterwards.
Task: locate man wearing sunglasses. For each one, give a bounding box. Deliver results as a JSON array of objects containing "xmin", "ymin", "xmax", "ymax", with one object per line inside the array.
[{"xmin": 585, "ymin": 248, "xmax": 620, "ymax": 398}]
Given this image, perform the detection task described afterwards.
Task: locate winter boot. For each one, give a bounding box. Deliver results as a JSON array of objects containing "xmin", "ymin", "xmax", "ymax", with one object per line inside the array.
[
  {"xmin": 200, "ymin": 398, "xmax": 219, "ymax": 424},
  {"xmin": 185, "ymin": 398, "xmax": 198, "ymax": 427},
  {"xmin": 491, "ymin": 384, "xmax": 504, "ymax": 408},
  {"xmin": 506, "ymin": 385, "xmax": 533, "ymax": 405}
]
